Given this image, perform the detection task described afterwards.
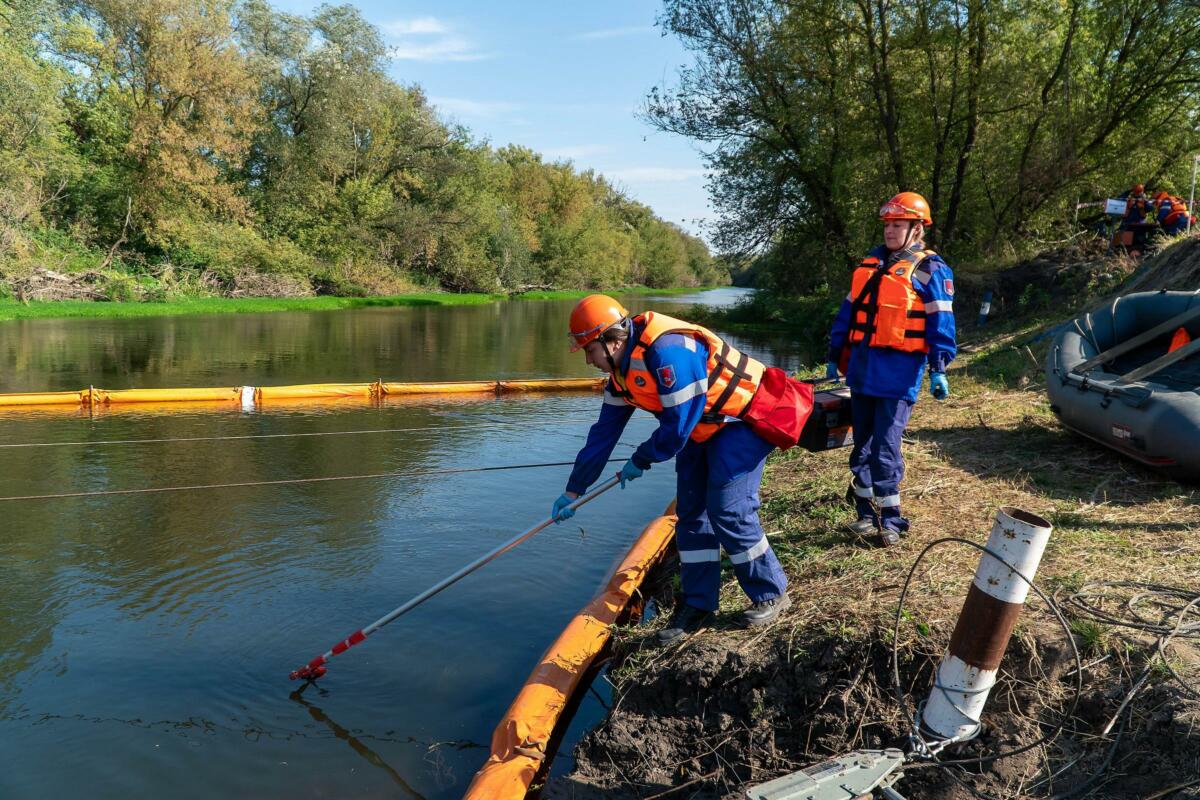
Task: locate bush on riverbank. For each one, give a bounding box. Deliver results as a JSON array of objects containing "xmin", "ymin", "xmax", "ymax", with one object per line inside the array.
[{"xmin": 0, "ymin": 1, "xmax": 722, "ymax": 298}]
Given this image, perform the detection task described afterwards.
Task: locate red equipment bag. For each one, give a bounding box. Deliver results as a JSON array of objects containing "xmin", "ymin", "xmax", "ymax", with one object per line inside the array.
[{"xmin": 741, "ymin": 366, "xmax": 815, "ymax": 450}]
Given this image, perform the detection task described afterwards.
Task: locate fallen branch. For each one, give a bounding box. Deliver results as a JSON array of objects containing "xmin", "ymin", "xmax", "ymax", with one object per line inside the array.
[{"xmin": 99, "ymin": 196, "xmax": 132, "ymax": 272}]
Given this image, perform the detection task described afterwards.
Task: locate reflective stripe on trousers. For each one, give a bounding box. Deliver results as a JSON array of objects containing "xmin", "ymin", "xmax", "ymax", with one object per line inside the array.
[
  {"xmin": 674, "ymin": 422, "xmax": 788, "ymax": 611},
  {"xmin": 848, "ymin": 393, "xmax": 914, "ymax": 533}
]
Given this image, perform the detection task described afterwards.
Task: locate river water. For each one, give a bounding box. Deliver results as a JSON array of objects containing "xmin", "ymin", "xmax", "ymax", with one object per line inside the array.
[{"xmin": 0, "ymin": 288, "xmax": 810, "ymax": 799}]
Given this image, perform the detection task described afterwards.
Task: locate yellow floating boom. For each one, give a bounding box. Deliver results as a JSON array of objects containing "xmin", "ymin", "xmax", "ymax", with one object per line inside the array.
[
  {"xmin": 0, "ymin": 377, "xmax": 604, "ymax": 411},
  {"xmin": 464, "ymin": 501, "xmax": 678, "ymax": 799}
]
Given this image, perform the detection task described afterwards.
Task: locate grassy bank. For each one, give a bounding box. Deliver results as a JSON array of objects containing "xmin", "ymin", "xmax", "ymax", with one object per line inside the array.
[
  {"xmin": 0, "ymin": 284, "xmax": 721, "ymax": 322},
  {"xmin": 546, "ymin": 243, "xmax": 1200, "ymax": 799},
  {"xmin": 549, "ymin": 330, "xmax": 1199, "ymax": 799}
]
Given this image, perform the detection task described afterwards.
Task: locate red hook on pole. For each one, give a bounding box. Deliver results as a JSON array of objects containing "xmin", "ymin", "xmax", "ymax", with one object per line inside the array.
[{"xmin": 289, "ymin": 475, "xmax": 622, "ymax": 681}]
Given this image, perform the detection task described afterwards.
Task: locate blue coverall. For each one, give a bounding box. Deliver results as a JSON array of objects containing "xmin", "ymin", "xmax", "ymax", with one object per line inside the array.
[
  {"xmin": 828, "ymin": 246, "xmax": 957, "ymax": 532},
  {"xmin": 566, "ymin": 324, "xmax": 788, "ymax": 611},
  {"xmin": 1158, "ymin": 198, "xmax": 1190, "ymax": 236},
  {"xmin": 1122, "ymin": 195, "xmax": 1153, "ymax": 229}
]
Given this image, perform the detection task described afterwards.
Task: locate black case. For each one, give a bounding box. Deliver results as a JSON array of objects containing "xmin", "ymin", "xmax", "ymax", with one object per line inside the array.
[{"xmin": 798, "ymin": 385, "xmax": 854, "ymax": 452}]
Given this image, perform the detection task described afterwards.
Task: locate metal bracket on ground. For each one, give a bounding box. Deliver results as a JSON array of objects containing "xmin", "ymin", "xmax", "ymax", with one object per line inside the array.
[{"xmin": 744, "ymin": 748, "xmax": 907, "ymax": 800}]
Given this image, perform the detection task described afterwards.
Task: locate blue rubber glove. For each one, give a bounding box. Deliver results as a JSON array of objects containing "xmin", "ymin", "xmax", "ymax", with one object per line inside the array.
[
  {"xmin": 825, "ymin": 362, "xmax": 840, "ymax": 381},
  {"xmin": 617, "ymin": 459, "xmax": 644, "ymax": 488},
  {"xmin": 930, "ymin": 371, "xmax": 949, "ymax": 400},
  {"xmin": 551, "ymin": 493, "xmax": 576, "ymax": 524}
]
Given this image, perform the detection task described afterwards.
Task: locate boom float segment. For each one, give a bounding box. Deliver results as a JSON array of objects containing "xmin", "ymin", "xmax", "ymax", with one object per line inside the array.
[
  {"xmin": 0, "ymin": 377, "xmax": 605, "ymax": 411},
  {"xmin": 464, "ymin": 502, "xmax": 678, "ymax": 799}
]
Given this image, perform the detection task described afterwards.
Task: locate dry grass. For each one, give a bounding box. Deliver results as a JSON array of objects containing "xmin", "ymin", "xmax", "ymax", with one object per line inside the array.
[
  {"xmin": 585, "ymin": 332, "xmax": 1199, "ymax": 800},
  {"xmin": 560, "ymin": 242, "xmax": 1200, "ymax": 799}
]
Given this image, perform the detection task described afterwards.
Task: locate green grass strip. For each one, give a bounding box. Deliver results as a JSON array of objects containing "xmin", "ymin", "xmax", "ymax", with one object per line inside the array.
[{"xmin": 0, "ymin": 285, "xmax": 724, "ymax": 322}]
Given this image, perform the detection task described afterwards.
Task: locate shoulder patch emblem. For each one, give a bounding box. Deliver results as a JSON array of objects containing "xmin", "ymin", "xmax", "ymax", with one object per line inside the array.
[
  {"xmin": 656, "ymin": 365, "xmax": 676, "ymax": 389},
  {"xmin": 944, "ymin": 279, "xmax": 955, "ymax": 296},
  {"xmin": 635, "ymin": 375, "xmax": 647, "ymax": 387}
]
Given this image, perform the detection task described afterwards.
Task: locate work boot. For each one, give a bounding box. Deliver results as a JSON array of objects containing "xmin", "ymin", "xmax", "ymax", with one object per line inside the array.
[
  {"xmin": 741, "ymin": 594, "xmax": 792, "ymax": 628},
  {"xmin": 879, "ymin": 511, "xmax": 909, "ymax": 548},
  {"xmin": 656, "ymin": 603, "xmax": 714, "ymax": 644},
  {"xmin": 845, "ymin": 516, "xmax": 879, "ymax": 537}
]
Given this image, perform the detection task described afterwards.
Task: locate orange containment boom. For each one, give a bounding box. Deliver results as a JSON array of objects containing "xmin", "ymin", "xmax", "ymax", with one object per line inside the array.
[
  {"xmin": 463, "ymin": 502, "xmax": 678, "ymax": 800},
  {"xmin": 0, "ymin": 377, "xmax": 604, "ymax": 411}
]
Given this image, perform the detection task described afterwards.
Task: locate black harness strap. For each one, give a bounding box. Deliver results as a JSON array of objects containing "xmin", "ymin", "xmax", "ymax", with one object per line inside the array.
[
  {"xmin": 708, "ymin": 347, "xmax": 752, "ymax": 418},
  {"xmin": 848, "ymin": 249, "xmax": 929, "ymax": 345},
  {"xmin": 848, "ymin": 263, "xmax": 890, "ymax": 343}
]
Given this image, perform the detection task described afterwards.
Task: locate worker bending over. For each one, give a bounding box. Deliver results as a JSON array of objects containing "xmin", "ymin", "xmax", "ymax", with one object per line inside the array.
[
  {"xmin": 553, "ymin": 295, "xmax": 803, "ymax": 643},
  {"xmin": 1155, "ymin": 192, "xmax": 1192, "ymax": 236},
  {"xmin": 827, "ymin": 192, "xmax": 957, "ymax": 547}
]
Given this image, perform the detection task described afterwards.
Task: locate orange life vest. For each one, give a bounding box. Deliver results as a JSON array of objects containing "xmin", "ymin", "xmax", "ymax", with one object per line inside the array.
[
  {"xmin": 1166, "ymin": 197, "xmax": 1189, "ymax": 226},
  {"xmin": 846, "ymin": 250, "xmax": 934, "ymax": 353},
  {"xmin": 609, "ymin": 312, "xmax": 765, "ymax": 443}
]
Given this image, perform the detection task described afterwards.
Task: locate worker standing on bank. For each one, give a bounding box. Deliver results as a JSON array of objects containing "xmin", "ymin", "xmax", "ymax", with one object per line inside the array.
[
  {"xmin": 826, "ymin": 192, "xmax": 957, "ymax": 547},
  {"xmin": 1122, "ymin": 184, "xmax": 1153, "ymax": 229},
  {"xmin": 552, "ymin": 295, "xmax": 803, "ymax": 643}
]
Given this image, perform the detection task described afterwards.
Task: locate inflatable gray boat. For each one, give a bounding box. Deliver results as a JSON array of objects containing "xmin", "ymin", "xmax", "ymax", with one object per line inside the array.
[{"xmin": 1046, "ymin": 290, "xmax": 1200, "ymax": 481}]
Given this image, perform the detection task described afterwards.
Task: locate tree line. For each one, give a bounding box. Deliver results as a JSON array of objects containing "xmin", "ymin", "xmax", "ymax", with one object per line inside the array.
[
  {"xmin": 0, "ymin": 0, "xmax": 722, "ymax": 298},
  {"xmin": 647, "ymin": 0, "xmax": 1200, "ymax": 296}
]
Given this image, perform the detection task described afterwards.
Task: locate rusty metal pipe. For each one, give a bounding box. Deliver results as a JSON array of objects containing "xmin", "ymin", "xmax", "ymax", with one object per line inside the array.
[{"xmin": 921, "ymin": 507, "xmax": 1053, "ymax": 741}]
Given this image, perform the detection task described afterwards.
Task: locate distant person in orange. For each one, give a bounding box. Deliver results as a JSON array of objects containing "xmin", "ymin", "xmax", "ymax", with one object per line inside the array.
[{"xmin": 1121, "ymin": 184, "xmax": 1153, "ymax": 229}]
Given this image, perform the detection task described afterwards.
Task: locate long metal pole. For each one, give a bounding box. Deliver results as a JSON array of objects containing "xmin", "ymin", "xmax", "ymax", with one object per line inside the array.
[
  {"xmin": 289, "ymin": 475, "xmax": 623, "ymax": 680},
  {"xmin": 1189, "ymin": 154, "xmax": 1198, "ymax": 234}
]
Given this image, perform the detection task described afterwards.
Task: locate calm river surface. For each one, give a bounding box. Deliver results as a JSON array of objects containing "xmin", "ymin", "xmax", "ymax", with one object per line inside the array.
[{"xmin": 0, "ymin": 288, "xmax": 809, "ymax": 799}]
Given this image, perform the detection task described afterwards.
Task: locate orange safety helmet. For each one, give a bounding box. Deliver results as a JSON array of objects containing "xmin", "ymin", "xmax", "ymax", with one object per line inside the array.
[
  {"xmin": 879, "ymin": 192, "xmax": 933, "ymax": 226},
  {"xmin": 1132, "ymin": 183, "xmax": 1145, "ymax": 195},
  {"xmin": 1154, "ymin": 191, "xmax": 1170, "ymax": 202},
  {"xmin": 568, "ymin": 294, "xmax": 628, "ymax": 352}
]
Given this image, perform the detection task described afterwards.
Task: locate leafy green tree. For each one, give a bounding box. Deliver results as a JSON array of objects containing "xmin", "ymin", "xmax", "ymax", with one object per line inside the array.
[
  {"xmin": 650, "ymin": 0, "xmax": 1200, "ymax": 294},
  {"xmin": 0, "ymin": 0, "xmax": 78, "ymax": 232},
  {"xmin": 0, "ymin": 0, "xmax": 713, "ymax": 295},
  {"xmin": 58, "ymin": 0, "xmax": 260, "ymax": 236}
]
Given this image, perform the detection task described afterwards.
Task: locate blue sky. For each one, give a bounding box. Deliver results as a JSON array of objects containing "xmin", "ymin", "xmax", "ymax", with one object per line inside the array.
[{"xmin": 271, "ymin": 0, "xmax": 712, "ymax": 237}]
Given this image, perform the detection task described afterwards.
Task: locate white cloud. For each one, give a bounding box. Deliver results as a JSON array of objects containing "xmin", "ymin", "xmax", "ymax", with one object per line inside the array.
[
  {"xmin": 572, "ymin": 26, "xmax": 656, "ymax": 41},
  {"xmin": 429, "ymin": 96, "xmax": 521, "ymax": 119},
  {"xmin": 378, "ymin": 17, "xmax": 446, "ymax": 36},
  {"xmin": 605, "ymin": 167, "xmax": 709, "ymax": 183},
  {"xmin": 541, "ymin": 144, "xmax": 613, "ymax": 160},
  {"xmin": 379, "ymin": 16, "xmax": 489, "ymax": 62}
]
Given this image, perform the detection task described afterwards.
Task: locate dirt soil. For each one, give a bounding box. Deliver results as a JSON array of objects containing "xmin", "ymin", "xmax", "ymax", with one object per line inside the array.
[
  {"xmin": 955, "ymin": 233, "xmax": 1200, "ymax": 328},
  {"xmin": 541, "ymin": 235, "xmax": 1200, "ymax": 800}
]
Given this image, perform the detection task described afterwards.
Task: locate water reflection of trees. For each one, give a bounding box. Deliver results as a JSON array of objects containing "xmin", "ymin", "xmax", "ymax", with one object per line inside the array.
[{"xmin": 0, "ymin": 301, "xmax": 589, "ymax": 394}]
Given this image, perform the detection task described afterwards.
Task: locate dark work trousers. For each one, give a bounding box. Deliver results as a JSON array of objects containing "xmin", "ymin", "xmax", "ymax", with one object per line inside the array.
[
  {"xmin": 848, "ymin": 393, "xmax": 915, "ymax": 532},
  {"xmin": 674, "ymin": 422, "xmax": 789, "ymax": 611}
]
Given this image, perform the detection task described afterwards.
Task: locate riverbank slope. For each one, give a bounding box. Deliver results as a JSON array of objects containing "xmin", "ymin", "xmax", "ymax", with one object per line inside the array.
[{"xmin": 543, "ymin": 237, "xmax": 1200, "ymax": 799}]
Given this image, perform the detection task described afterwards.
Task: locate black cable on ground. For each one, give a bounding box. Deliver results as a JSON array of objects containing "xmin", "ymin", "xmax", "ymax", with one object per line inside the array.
[
  {"xmin": 1060, "ymin": 581, "xmax": 1200, "ymax": 702},
  {"xmin": 893, "ymin": 548, "xmax": 1200, "ymax": 800},
  {"xmin": 890, "ymin": 537, "xmax": 1084, "ymax": 770}
]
